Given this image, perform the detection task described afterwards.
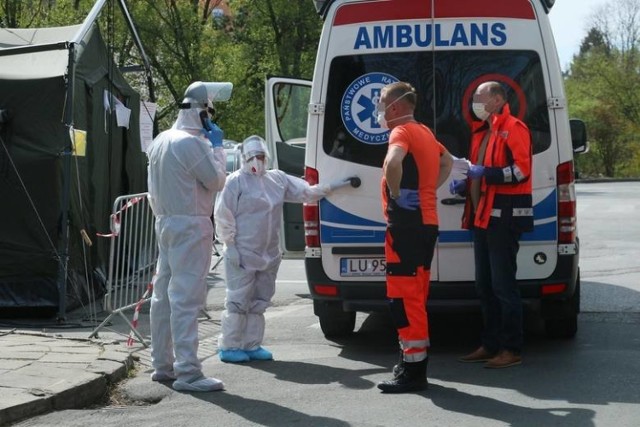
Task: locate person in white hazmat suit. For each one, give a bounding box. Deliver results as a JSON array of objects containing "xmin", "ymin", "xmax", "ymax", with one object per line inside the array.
[
  {"xmin": 214, "ymin": 136, "xmax": 351, "ymax": 363},
  {"xmin": 147, "ymin": 81, "xmax": 231, "ymax": 392}
]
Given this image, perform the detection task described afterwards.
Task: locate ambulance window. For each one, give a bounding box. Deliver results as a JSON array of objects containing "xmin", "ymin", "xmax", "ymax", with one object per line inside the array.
[
  {"xmin": 433, "ymin": 50, "xmax": 551, "ymax": 157},
  {"xmin": 273, "ymin": 83, "xmax": 310, "ymax": 143},
  {"xmin": 323, "ymin": 50, "xmax": 550, "ymax": 167}
]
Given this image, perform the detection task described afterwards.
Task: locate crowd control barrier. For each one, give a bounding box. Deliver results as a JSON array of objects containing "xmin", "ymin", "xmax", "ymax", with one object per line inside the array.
[{"xmin": 90, "ymin": 192, "xmax": 157, "ymax": 346}]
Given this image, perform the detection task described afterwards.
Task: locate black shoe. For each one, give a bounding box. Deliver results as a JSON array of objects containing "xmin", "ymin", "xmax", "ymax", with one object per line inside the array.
[
  {"xmin": 392, "ymin": 362, "xmax": 404, "ymax": 378},
  {"xmin": 392, "ymin": 348, "xmax": 404, "ymax": 378},
  {"xmin": 377, "ymin": 359, "xmax": 428, "ymax": 393}
]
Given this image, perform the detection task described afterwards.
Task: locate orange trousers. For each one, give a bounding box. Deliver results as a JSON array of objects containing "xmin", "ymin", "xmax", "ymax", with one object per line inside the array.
[{"xmin": 384, "ymin": 225, "xmax": 438, "ymax": 362}]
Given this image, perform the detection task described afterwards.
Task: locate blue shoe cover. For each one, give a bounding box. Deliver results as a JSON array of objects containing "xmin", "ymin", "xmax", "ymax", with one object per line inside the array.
[
  {"xmin": 246, "ymin": 347, "xmax": 273, "ymax": 361},
  {"xmin": 219, "ymin": 349, "xmax": 250, "ymax": 363}
]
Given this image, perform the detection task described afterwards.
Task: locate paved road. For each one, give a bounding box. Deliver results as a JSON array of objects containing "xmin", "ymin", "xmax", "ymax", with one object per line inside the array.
[
  {"xmin": 576, "ymin": 182, "xmax": 640, "ymax": 313},
  {"xmin": 12, "ymin": 182, "xmax": 640, "ymax": 427}
]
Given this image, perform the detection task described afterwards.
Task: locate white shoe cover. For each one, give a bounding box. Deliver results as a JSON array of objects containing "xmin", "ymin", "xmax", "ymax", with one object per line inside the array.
[
  {"xmin": 173, "ymin": 376, "xmax": 225, "ymax": 392},
  {"xmin": 151, "ymin": 371, "xmax": 176, "ymax": 382}
]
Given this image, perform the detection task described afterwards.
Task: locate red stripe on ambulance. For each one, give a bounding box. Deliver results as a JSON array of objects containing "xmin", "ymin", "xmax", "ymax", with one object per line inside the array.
[{"xmin": 334, "ymin": 0, "xmax": 535, "ymax": 26}]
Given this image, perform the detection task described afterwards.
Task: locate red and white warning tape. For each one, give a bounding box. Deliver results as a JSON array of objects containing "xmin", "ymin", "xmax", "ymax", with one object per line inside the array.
[
  {"xmin": 127, "ymin": 281, "xmax": 153, "ymax": 347},
  {"xmin": 96, "ymin": 196, "xmax": 143, "ymax": 238}
]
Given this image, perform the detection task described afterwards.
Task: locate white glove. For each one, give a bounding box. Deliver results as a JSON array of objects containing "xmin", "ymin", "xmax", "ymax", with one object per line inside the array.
[
  {"xmin": 317, "ymin": 183, "xmax": 332, "ymax": 194},
  {"xmin": 327, "ymin": 177, "xmax": 352, "ymax": 191},
  {"xmin": 224, "ymin": 244, "xmax": 241, "ymax": 268}
]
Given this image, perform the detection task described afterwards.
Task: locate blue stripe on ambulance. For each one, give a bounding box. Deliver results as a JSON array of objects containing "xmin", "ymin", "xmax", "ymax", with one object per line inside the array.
[
  {"xmin": 319, "ymin": 198, "xmax": 386, "ymax": 244},
  {"xmin": 319, "ymin": 189, "xmax": 558, "ymax": 244}
]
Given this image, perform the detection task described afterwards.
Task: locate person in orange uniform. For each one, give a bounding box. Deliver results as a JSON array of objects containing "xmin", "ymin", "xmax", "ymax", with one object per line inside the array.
[
  {"xmin": 376, "ymin": 82, "xmax": 453, "ymax": 393},
  {"xmin": 451, "ymin": 81, "xmax": 533, "ymax": 368}
]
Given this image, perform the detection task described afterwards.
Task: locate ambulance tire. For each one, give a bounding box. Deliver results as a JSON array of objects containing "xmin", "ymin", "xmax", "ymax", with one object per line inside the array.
[
  {"xmin": 544, "ymin": 275, "xmax": 580, "ymax": 339},
  {"xmin": 316, "ymin": 301, "xmax": 356, "ymax": 338},
  {"xmin": 545, "ymin": 315, "xmax": 578, "ymax": 339}
]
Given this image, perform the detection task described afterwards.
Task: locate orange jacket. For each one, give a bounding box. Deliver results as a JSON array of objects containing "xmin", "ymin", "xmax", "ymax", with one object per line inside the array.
[{"xmin": 462, "ymin": 104, "xmax": 533, "ymax": 232}]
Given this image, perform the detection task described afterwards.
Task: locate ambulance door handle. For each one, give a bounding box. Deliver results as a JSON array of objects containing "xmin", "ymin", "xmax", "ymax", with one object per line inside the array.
[{"xmin": 441, "ymin": 197, "xmax": 466, "ymax": 205}]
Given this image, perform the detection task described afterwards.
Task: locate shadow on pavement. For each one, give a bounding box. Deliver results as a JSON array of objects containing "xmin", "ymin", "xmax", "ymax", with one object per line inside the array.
[
  {"xmin": 239, "ymin": 359, "xmax": 385, "ymax": 389},
  {"xmin": 191, "ymin": 392, "xmax": 351, "ymax": 427},
  {"xmin": 427, "ymin": 383, "xmax": 596, "ymax": 427}
]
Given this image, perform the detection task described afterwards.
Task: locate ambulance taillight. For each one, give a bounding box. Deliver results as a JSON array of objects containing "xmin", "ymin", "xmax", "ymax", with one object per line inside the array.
[
  {"xmin": 304, "ymin": 166, "xmax": 320, "ymax": 248},
  {"xmin": 557, "ymin": 161, "xmax": 576, "ymax": 244}
]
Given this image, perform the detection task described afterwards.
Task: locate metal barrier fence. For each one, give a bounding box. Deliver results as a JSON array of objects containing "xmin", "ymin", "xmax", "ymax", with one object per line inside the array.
[{"xmin": 90, "ymin": 192, "xmax": 157, "ymax": 346}]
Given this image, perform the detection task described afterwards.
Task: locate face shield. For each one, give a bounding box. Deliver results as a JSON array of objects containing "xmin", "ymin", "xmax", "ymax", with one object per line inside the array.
[
  {"xmin": 174, "ymin": 81, "xmax": 233, "ymax": 132},
  {"xmin": 241, "ymin": 135, "xmax": 270, "ymax": 176}
]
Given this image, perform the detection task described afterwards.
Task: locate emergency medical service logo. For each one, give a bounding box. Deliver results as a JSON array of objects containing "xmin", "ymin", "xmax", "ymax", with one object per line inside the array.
[{"xmin": 341, "ymin": 72, "xmax": 399, "ymax": 145}]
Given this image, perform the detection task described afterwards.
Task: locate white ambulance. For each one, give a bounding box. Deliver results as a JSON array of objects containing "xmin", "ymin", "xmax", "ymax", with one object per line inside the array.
[{"xmin": 265, "ymin": 0, "xmax": 588, "ymax": 339}]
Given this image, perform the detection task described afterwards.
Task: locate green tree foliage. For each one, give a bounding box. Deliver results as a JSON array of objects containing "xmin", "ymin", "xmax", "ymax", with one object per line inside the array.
[
  {"xmin": 566, "ymin": 0, "xmax": 640, "ymax": 177},
  {"xmin": 217, "ymin": 0, "xmax": 321, "ymax": 139},
  {"xmin": 120, "ymin": 1, "xmax": 230, "ymax": 128},
  {"xmin": 0, "ymin": 0, "xmax": 89, "ymax": 27},
  {"xmin": 126, "ymin": 0, "xmax": 321, "ymax": 140},
  {"xmin": 1, "ymin": 0, "xmax": 322, "ymax": 142}
]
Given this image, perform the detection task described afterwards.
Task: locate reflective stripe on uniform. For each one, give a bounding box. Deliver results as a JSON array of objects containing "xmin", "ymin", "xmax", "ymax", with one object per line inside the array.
[
  {"xmin": 513, "ymin": 207, "xmax": 533, "ymax": 217},
  {"xmin": 491, "ymin": 207, "xmax": 532, "ymax": 218},
  {"xmin": 399, "ymin": 337, "xmax": 429, "ymax": 362},
  {"xmin": 400, "ymin": 338, "xmax": 430, "ymax": 350},
  {"xmin": 403, "ymin": 349, "xmax": 428, "ymax": 362},
  {"xmin": 513, "ymin": 165, "xmax": 526, "ymax": 182},
  {"xmin": 502, "ymin": 166, "xmax": 513, "ymax": 182}
]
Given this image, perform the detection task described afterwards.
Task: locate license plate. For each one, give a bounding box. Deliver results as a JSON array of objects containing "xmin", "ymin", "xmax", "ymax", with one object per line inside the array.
[{"xmin": 340, "ymin": 257, "xmax": 386, "ymax": 277}]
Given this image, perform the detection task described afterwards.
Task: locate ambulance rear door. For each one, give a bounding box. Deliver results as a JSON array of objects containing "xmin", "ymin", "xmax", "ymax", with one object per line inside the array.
[
  {"xmin": 432, "ymin": 0, "xmax": 560, "ymax": 283},
  {"xmin": 265, "ymin": 77, "xmax": 312, "ymax": 256}
]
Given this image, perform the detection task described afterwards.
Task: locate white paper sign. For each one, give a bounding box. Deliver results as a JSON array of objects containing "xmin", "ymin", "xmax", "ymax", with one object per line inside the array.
[
  {"xmin": 140, "ymin": 101, "xmax": 157, "ymax": 152},
  {"xmin": 104, "ymin": 90, "xmax": 132, "ymax": 129},
  {"xmin": 115, "ymin": 103, "xmax": 131, "ymax": 129}
]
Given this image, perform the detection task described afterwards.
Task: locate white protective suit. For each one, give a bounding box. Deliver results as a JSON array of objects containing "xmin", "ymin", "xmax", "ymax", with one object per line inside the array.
[
  {"xmin": 147, "ymin": 107, "xmax": 226, "ymax": 383},
  {"xmin": 214, "ymin": 136, "xmax": 330, "ymax": 352}
]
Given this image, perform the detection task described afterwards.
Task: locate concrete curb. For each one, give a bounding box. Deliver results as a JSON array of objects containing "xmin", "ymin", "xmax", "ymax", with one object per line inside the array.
[{"xmin": 0, "ymin": 330, "xmax": 134, "ymax": 426}]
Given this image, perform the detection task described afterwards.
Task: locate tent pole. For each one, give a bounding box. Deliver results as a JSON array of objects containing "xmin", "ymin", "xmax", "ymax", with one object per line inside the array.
[
  {"xmin": 56, "ymin": 42, "xmax": 77, "ymax": 322},
  {"xmin": 56, "ymin": 146, "xmax": 72, "ymax": 322},
  {"xmin": 71, "ymin": 0, "xmax": 109, "ymax": 45},
  {"xmin": 117, "ymin": 0, "xmax": 156, "ymax": 103}
]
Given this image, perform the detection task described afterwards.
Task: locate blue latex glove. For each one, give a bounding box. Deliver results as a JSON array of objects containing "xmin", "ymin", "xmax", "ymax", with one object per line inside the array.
[
  {"xmin": 449, "ymin": 179, "xmax": 466, "ymax": 195},
  {"xmin": 393, "ymin": 189, "xmax": 420, "ymax": 210},
  {"xmin": 202, "ymin": 118, "xmax": 224, "ymax": 148},
  {"xmin": 467, "ymin": 164, "xmax": 485, "ymax": 179}
]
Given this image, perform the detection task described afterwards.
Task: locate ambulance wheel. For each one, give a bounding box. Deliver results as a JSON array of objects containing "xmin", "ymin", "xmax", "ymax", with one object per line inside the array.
[
  {"xmin": 545, "ymin": 315, "xmax": 578, "ymax": 339},
  {"xmin": 544, "ymin": 275, "xmax": 580, "ymax": 339},
  {"xmin": 316, "ymin": 301, "xmax": 356, "ymax": 338}
]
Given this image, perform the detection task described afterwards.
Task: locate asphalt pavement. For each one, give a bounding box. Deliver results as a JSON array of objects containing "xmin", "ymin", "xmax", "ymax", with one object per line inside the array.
[{"xmin": 2, "ymin": 180, "xmax": 639, "ymax": 426}]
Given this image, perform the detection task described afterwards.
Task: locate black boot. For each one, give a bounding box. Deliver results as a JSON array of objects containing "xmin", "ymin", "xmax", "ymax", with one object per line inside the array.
[
  {"xmin": 377, "ymin": 358, "xmax": 428, "ymax": 393},
  {"xmin": 392, "ymin": 348, "xmax": 404, "ymax": 378}
]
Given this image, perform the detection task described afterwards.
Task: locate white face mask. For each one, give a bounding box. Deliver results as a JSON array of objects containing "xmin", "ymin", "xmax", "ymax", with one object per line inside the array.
[
  {"xmin": 376, "ymin": 92, "xmax": 411, "ymax": 129},
  {"xmin": 376, "ymin": 110, "xmax": 389, "ymax": 129},
  {"xmin": 472, "ymin": 102, "xmax": 490, "ymax": 121},
  {"xmin": 246, "ymin": 157, "xmax": 266, "ymax": 176}
]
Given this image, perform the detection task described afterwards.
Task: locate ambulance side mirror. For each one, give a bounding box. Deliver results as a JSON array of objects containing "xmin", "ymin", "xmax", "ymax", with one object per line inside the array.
[{"xmin": 570, "ymin": 119, "xmax": 589, "ymax": 154}]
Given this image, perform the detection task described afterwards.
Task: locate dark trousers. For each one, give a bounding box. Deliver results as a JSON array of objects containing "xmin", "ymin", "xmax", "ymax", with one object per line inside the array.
[{"xmin": 473, "ymin": 223, "xmax": 523, "ymax": 354}]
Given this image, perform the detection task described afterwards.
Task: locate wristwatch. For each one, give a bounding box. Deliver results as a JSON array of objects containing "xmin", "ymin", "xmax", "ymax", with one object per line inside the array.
[{"xmin": 389, "ymin": 191, "xmax": 400, "ymax": 200}]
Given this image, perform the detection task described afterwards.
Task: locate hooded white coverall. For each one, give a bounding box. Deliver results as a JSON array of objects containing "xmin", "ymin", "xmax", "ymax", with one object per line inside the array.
[
  {"xmin": 147, "ymin": 108, "xmax": 226, "ymax": 381},
  {"xmin": 214, "ymin": 160, "xmax": 329, "ymax": 351}
]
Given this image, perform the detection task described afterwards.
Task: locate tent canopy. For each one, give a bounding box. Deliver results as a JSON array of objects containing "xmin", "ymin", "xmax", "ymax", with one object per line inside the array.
[
  {"xmin": 0, "ymin": 25, "xmax": 81, "ymax": 79},
  {"xmin": 0, "ymin": 15, "xmax": 149, "ymax": 316}
]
